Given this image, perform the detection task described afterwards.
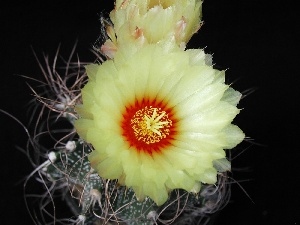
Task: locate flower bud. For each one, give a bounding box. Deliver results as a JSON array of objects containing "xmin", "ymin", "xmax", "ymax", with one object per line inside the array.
[{"xmin": 105, "ymin": 0, "xmax": 202, "ymax": 56}]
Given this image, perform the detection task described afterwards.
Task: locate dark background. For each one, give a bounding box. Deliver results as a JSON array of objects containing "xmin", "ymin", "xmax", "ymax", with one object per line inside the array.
[{"xmin": 1, "ymin": 0, "xmax": 299, "ymax": 224}]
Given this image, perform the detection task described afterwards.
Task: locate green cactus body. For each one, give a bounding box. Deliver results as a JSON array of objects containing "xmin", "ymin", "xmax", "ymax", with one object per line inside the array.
[{"xmin": 41, "ymin": 138, "xmax": 229, "ymax": 224}]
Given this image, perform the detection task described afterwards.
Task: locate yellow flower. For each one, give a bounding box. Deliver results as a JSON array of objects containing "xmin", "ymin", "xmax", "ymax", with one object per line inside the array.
[
  {"xmin": 102, "ymin": 0, "xmax": 202, "ymax": 57},
  {"xmin": 75, "ymin": 44, "xmax": 244, "ymax": 206}
]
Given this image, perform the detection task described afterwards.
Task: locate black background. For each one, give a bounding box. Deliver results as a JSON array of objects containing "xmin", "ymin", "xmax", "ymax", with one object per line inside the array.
[{"xmin": 1, "ymin": 0, "xmax": 299, "ymax": 224}]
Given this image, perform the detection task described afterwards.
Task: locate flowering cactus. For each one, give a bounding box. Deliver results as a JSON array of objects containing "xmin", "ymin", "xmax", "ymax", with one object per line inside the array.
[{"xmin": 26, "ymin": 0, "xmax": 244, "ymax": 224}]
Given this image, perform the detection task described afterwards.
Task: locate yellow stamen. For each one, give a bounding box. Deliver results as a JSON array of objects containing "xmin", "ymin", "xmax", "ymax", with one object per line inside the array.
[{"xmin": 131, "ymin": 107, "xmax": 172, "ymax": 144}]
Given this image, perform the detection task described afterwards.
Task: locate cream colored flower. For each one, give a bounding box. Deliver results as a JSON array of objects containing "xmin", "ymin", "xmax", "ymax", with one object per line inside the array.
[
  {"xmin": 102, "ymin": 0, "xmax": 202, "ymax": 57},
  {"xmin": 75, "ymin": 44, "xmax": 244, "ymax": 206}
]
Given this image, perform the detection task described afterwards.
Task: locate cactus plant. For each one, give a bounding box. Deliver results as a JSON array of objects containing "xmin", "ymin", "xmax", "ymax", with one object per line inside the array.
[{"xmin": 25, "ymin": 0, "xmax": 244, "ymax": 224}]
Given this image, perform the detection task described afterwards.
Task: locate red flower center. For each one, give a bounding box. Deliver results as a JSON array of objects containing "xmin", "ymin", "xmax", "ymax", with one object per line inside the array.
[{"xmin": 121, "ymin": 98, "xmax": 177, "ymax": 155}]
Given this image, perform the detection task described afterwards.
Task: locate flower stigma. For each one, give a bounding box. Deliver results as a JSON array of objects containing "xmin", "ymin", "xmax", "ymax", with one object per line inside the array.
[
  {"xmin": 121, "ymin": 99, "xmax": 177, "ymax": 155},
  {"xmin": 133, "ymin": 107, "xmax": 171, "ymax": 141}
]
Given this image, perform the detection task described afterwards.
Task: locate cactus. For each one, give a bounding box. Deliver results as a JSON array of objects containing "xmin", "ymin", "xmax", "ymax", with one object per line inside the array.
[{"xmin": 25, "ymin": 0, "xmax": 244, "ymax": 224}]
